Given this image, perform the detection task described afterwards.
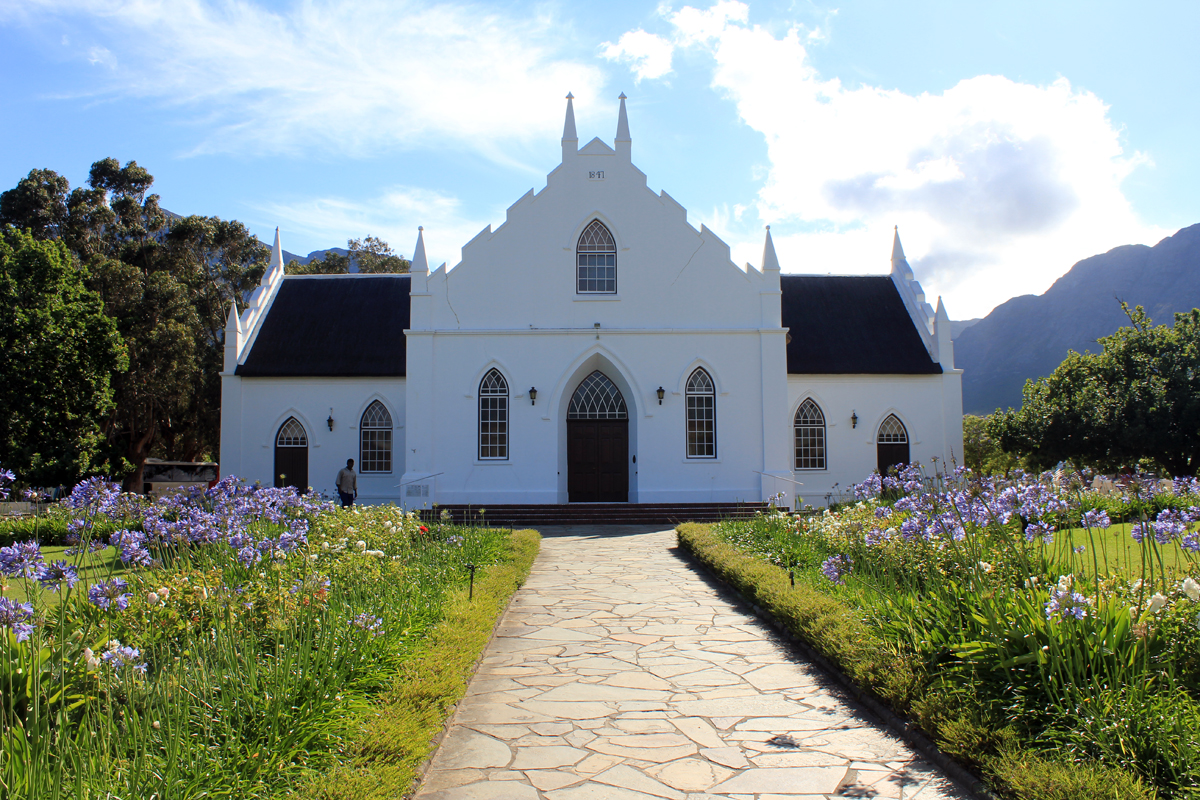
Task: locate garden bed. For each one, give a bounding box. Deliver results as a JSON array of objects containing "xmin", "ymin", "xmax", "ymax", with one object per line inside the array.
[
  {"xmin": 679, "ymin": 468, "xmax": 1200, "ymax": 799},
  {"xmin": 0, "ymin": 476, "xmax": 538, "ymax": 799}
]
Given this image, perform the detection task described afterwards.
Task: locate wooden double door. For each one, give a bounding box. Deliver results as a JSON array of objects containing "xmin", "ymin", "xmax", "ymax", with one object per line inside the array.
[{"xmin": 568, "ymin": 420, "xmax": 628, "ymax": 502}]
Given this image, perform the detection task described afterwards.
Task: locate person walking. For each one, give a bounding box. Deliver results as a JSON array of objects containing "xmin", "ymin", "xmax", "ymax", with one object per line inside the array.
[{"xmin": 336, "ymin": 459, "xmax": 357, "ymax": 508}]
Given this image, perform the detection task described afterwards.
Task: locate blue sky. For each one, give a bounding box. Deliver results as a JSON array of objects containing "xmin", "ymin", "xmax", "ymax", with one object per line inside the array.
[{"xmin": 2, "ymin": 0, "xmax": 1197, "ymax": 318}]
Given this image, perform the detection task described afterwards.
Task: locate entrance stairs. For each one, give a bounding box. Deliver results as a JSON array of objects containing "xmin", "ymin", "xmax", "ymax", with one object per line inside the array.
[{"xmin": 418, "ymin": 502, "xmax": 787, "ymax": 527}]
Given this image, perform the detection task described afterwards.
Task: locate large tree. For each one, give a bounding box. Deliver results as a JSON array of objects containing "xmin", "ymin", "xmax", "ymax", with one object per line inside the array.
[
  {"xmin": 0, "ymin": 228, "xmax": 127, "ymax": 484},
  {"xmin": 1, "ymin": 161, "xmax": 268, "ymax": 489},
  {"xmin": 988, "ymin": 304, "xmax": 1200, "ymax": 475},
  {"xmin": 285, "ymin": 236, "xmax": 409, "ymax": 275}
]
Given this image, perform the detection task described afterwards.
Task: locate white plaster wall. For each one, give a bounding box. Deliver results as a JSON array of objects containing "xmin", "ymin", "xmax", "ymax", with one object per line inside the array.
[
  {"xmin": 786, "ymin": 373, "xmax": 965, "ymax": 508},
  {"xmin": 401, "ymin": 329, "xmax": 788, "ymax": 507},
  {"xmin": 219, "ymin": 377, "xmax": 406, "ymax": 503}
]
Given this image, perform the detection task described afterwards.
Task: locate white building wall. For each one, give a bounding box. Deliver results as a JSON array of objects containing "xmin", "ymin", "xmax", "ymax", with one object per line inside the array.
[
  {"xmin": 786, "ymin": 373, "xmax": 965, "ymax": 507},
  {"xmin": 219, "ymin": 377, "xmax": 406, "ymax": 503}
]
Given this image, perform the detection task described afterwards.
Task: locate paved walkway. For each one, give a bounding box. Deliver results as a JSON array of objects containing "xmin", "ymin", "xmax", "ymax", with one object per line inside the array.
[{"xmin": 415, "ymin": 527, "xmax": 968, "ymax": 800}]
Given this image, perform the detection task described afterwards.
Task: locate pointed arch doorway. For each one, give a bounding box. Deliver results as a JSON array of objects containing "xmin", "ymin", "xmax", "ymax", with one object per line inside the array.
[{"xmin": 567, "ymin": 371, "xmax": 628, "ymax": 502}]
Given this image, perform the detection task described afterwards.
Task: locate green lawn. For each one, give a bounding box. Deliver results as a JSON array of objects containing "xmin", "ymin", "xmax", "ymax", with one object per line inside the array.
[
  {"xmin": 1, "ymin": 545, "xmax": 127, "ymax": 604},
  {"xmin": 1049, "ymin": 522, "xmax": 1195, "ymax": 581}
]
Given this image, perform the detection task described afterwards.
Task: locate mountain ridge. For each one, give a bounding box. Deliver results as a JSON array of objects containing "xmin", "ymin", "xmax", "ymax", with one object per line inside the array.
[{"xmin": 954, "ymin": 223, "xmax": 1200, "ymax": 414}]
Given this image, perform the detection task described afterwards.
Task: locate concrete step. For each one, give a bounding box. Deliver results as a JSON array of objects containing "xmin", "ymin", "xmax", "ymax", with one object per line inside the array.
[{"xmin": 418, "ymin": 502, "xmax": 787, "ymax": 526}]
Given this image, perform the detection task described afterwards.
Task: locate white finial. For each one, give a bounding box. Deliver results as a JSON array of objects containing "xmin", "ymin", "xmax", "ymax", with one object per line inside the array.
[
  {"xmin": 411, "ymin": 227, "xmax": 428, "ymax": 274},
  {"xmin": 762, "ymin": 225, "xmax": 780, "ymax": 271},
  {"xmin": 616, "ymin": 92, "xmax": 630, "ymax": 142},
  {"xmin": 564, "ymin": 94, "xmax": 578, "ymax": 153},
  {"xmin": 891, "ymin": 225, "xmax": 906, "ymax": 265},
  {"xmin": 270, "ymin": 227, "xmax": 283, "ymax": 276}
]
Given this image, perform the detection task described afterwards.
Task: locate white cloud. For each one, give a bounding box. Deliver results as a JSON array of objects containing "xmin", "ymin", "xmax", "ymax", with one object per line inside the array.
[
  {"xmin": 257, "ymin": 185, "xmax": 489, "ymax": 271},
  {"xmin": 640, "ymin": 2, "xmax": 1166, "ymax": 318},
  {"xmin": 600, "ymin": 29, "xmax": 675, "ymax": 82},
  {"xmin": 8, "ymin": 0, "xmax": 607, "ymax": 161}
]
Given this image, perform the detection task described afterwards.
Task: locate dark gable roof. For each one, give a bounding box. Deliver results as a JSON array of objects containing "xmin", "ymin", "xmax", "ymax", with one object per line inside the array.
[
  {"xmin": 781, "ymin": 275, "xmax": 941, "ymax": 375},
  {"xmin": 236, "ymin": 276, "xmax": 410, "ymax": 377}
]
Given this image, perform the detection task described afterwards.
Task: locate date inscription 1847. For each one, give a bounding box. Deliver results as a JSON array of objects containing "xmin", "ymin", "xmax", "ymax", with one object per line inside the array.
[{"xmin": 588, "ymin": 170, "xmax": 605, "ymax": 180}]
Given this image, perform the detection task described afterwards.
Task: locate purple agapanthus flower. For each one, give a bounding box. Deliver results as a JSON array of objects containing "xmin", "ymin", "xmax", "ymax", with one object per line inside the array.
[
  {"xmin": 820, "ymin": 555, "xmax": 851, "ymax": 586},
  {"xmin": 236, "ymin": 545, "xmax": 261, "ymax": 568},
  {"xmin": 1046, "ymin": 588, "xmax": 1092, "ymax": 621},
  {"xmin": 351, "ymin": 613, "xmax": 385, "ymax": 637},
  {"xmin": 101, "ymin": 640, "xmax": 147, "ymax": 674},
  {"xmin": 1024, "ymin": 521, "xmax": 1054, "ymax": 544},
  {"xmin": 0, "ymin": 540, "xmax": 45, "ymax": 580},
  {"xmin": 39, "ymin": 561, "xmax": 79, "ymax": 591},
  {"xmin": 0, "ymin": 597, "xmax": 35, "ymax": 642},
  {"xmin": 89, "ymin": 578, "xmax": 132, "ymax": 611},
  {"xmin": 1081, "ymin": 509, "xmax": 1111, "ymax": 529}
]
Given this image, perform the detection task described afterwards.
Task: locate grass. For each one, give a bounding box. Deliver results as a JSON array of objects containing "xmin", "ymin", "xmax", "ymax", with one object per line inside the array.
[
  {"xmin": 1, "ymin": 489, "xmax": 538, "ymax": 800},
  {"xmin": 0, "ymin": 545, "xmax": 126, "ymax": 604},
  {"xmin": 677, "ymin": 521, "xmax": 1160, "ymax": 800},
  {"xmin": 1050, "ymin": 522, "xmax": 1192, "ymax": 579},
  {"xmin": 290, "ymin": 528, "xmax": 540, "ymax": 799}
]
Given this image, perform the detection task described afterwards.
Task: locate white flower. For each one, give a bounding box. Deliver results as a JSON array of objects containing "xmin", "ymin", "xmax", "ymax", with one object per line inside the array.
[
  {"xmin": 1182, "ymin": 577, "xmax": 1200, "ymax": 602},
  {"xmin": 1148, "ymin": 593, "xmax": 1169, "ymax": 614},
  {"xmin": 157, "ymin": 587, "xmax": 170, "ymax": 600},
  {"xmin": 1130, "ymin": 579, "xmax": 1144, "ymax": 593},
  {"xmin": 1024, "ymin": 576, "xmax": 1040, "ymax": 589},
  {"xmin": 82, "ymin": 648, "xmax": 101, "ymax": 670},
  {"xmin": 1057, "ymin": 574, "xmax": 1074, "ymax": 592},
  {"xmin": 978, "ymin": 561, "xmax": 994, "ymax": 573},
  {"xmin": 356, "ymin": 540, "xmax": 367, "ymax": 551},
  {"xmin": 147, "ymin": 592, "xmax": 161, "ymax": 605}
]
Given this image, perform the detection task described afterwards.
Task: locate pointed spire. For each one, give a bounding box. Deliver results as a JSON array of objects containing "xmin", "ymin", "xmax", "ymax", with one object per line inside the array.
[
  {"xmin": 615, "ymin": 92, "xmax": 631, "ymax": 161},
  {"xmin": 616, "ymin": 92, "xmax": 630, "ymax": 141},
  {"xmin": 411, "ymin": 226, "xmax": 428, "ymax": 274},
  {"xmin": 563, "ymin": 93, "xmax": 577, "ymax": 141},
  {"xmin": 891, "ymin": 225, "xmax": 906, "ymax": 265},
  {"xmin": 561, "ymin": 92, "xmax": 578, "ymax": 160},
  {"xmin": 761, "ymin": 225, "xmax": 780, "ymax": 271},
  {"xmin": 936, "ymin": 295, "xmax": 949, "ymax": 322},
  {"xmin": 225, "ymin": 301, "xmax": 241, "ymax": 335},
  {"xmin": 269, "ymin": 227, "xmax": 284, "ymax": 278}
]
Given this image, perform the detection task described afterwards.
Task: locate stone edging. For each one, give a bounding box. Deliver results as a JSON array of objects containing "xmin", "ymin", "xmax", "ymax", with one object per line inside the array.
[{"xmin": 676, "ymin": 543, "xmax": 999, "ymax": 800}]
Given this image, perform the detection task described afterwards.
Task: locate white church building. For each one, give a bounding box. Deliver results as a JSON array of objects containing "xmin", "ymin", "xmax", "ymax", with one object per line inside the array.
[{"xmin": 220, "ymin": 96, "xmax": 963, "ymax": 509}]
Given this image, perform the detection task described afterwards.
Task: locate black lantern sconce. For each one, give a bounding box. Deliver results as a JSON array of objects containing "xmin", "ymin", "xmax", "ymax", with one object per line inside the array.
[
  {"xmin": 529, "ymin": 387, "xmax": 537, "ymax": 406},
  {"xmin": 657, "ymin": 386, "xmax": 665, "ymax": 405},
  {"xmin": 850, "ymin": 410, "xmax": 858, "ymax": 429},
  {"xmin": 327, "ymin": 409, "xmax": 335, "ymax": 431}
]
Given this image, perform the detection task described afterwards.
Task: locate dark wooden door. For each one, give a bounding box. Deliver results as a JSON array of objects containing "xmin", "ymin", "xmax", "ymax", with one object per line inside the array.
[
  {"xmin": 568, "ymin": 420, "xmax": 628, "ymax": 502},
  {"xmin": 877, "ymin": 443, "xmax": 909, "ymax": 476},
  {"xmin": 275, "ymin": 446, "xmax": 308, "ymax": 491}
]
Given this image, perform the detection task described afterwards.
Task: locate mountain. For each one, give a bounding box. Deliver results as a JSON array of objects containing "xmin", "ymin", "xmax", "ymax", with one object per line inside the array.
[
  {"xmin": 282, "ymin": 247, "xmax": 349, "ymax": 266},
  {"xmin": 954, "ymin": 223, "xmax": 1200, "ymax": 415}
]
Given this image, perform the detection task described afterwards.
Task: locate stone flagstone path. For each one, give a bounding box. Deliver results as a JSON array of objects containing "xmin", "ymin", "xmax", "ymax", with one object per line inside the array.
[{"xmin": 414, "ymin": 526, "xmax": 969, "ymax": 800}]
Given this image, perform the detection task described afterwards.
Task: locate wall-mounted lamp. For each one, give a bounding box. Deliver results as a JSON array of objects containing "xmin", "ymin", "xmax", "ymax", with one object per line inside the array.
[
  {"xmin": 656, "ymin": 386, "xmax": 665, "ymax": 405},
  {"xmin": 850, "ymin": 411, "xmax": 858, "ymax": 429},
  {"xmin": 529, "ymin": 387, "xmax": 537, "ymax": 406},
  {"xmin": 327, "ymin": 409, "xmax": 335, "ymax": 431}
]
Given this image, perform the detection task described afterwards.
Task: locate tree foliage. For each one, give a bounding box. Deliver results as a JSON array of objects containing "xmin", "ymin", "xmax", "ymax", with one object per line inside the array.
[
  {"xmin": 962, "ymin": 414, "xmax": 1021, "ymax": 476},
  {"xmin": 285, "ymin": 236, "xmax": 409, "ymax": 275},
  {"xmin": 988, "ymin": 304, "xmax": 1200, "ymax": 475},
  {"xmin": 1, "ymin": 162, "xmax": 267, "ymax": 489},
  {"xmin": 0, "ymin": 228, "xmax": 127, "ymax": 484}
]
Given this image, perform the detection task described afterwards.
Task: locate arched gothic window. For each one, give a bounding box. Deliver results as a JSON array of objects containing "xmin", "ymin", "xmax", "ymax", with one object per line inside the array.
[
  {"xmin": 479, "ymin": 369, "xmax": 509, "ymax": 460},
  {"xmin": 686, "ymin": 368, "xmax": 716, "ymax": 458},
  {"xmin": 876, "ymin": 414, "xmax": 909, "ymax": 476},
  {"xmin": 567, "ymin": 371, "xmax": 628, "ymax": 419},
  {"xmin": 794, "ymin": 399, "xmax": 826, "ymax": 470},
  {"xmin": 577, "ymin": 220, "xmax": 616, "ymax": 294},
  {"xmin": 360, "ymin": 401, "xmax": 393, "ymax": 473}
]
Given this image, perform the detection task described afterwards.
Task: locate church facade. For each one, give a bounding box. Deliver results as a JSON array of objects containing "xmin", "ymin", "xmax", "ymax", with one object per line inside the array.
[{"xmin": 220, "ymin": 96, "xmax": 963, "ymax": 508}]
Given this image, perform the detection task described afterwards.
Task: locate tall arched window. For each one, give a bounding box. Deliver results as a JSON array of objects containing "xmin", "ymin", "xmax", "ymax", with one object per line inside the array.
[
  {"xmin": 686, "ymin": 368, "xmax": 716, "ymax": 458},
  {"xmin": 876, "ymin": 414, "xmax": 909, "ymax": 476},
  {"xmin": 360, "ymin": 401, "xmax": 393, "ymax": 473},
  {"xmin": 274, "ymin": 417, "xmax": 309, "ymax": 490},
  {"xmin": 577, "ymin": 219, "xmax": 616, "ymax": 294},
  {"xmin": 794, "ymin": 399, "xmax": 826, "ymax": 470},
  {"xmin": 479, "ymin": 369, "xmax": 509, "ymax": 460}
]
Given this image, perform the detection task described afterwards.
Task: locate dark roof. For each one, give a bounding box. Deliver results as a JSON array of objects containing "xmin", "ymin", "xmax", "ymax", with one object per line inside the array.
[
  {"xmin": 781, "ymin": 275, "xmax": 942, "ymax": 374},
  {"xmin": 236, "ymin": 276, "xmax": 410, "ymax": 377}
]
